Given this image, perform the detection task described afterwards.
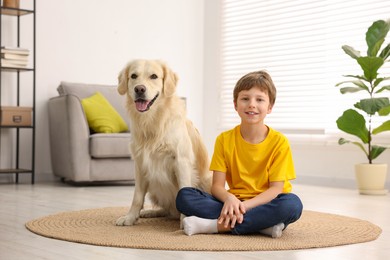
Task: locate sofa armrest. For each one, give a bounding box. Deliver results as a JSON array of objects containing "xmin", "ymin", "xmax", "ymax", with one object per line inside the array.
[{"xmin": 48, "ymin": 94, "xmax": 91, "ymax": 181}]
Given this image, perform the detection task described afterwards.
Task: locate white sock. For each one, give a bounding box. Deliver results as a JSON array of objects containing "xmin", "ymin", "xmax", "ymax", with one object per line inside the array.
[
  {"xmin": 182, "ymin": 216, "xmax": 218, "ymax": 236},
  {"xmin": 259, "ymin": 223, "xmax": 285, "ymax": 238}
]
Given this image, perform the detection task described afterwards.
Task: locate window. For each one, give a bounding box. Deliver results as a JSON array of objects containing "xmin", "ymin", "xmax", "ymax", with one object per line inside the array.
[{"xmin": 220, "ymin": 0, "xmax": 390, "ymax": 137}]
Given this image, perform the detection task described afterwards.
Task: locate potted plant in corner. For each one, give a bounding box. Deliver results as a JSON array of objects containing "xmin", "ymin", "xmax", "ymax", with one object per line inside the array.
[{"xmin": 336, "ymin": 19, "xmax": 390, "ymax": 195}]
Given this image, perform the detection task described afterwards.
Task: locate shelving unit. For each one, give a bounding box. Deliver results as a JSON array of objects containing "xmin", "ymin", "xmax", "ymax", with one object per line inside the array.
[{"xmin": 0, "ymin": 1, "xmax": 36, "ymax": 184}]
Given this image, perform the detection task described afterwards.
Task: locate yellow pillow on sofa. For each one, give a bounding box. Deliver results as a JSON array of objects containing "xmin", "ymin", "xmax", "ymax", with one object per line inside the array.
[{"xmin": 81, "ymin": 92, "xmax": 128, "ymax": 133}]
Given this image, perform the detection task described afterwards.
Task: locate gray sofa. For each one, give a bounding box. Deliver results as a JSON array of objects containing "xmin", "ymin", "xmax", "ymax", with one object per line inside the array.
[{"xmin": 48, "ymin": 81, "xmax": 135, "ymax": 183}]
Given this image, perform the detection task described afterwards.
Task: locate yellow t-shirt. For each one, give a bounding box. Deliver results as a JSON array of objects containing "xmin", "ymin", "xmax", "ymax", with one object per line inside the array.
[{"xmin": 210, "ymin": 125, "xmax": 296, "ymax": 200}]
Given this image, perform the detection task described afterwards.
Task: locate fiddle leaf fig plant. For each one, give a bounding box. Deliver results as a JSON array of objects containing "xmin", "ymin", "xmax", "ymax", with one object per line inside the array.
[{"xmin": 336, "ymin": 19, "xmax": 390, "ymax": 164}]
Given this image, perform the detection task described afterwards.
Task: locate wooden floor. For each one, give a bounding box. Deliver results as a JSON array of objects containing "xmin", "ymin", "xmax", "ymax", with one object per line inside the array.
[{"xmin": 0, "ymin": 180, "xmax": 389, "ymax": 260}]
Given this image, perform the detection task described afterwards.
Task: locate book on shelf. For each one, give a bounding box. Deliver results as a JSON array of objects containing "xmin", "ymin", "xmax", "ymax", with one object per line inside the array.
[
  {"xmin": 1, "ymin": 46, "xmax": 30, "ymax": 55},
  {"xmin": 1, "ymin": 53, "xmax": 29, "ymax": 61},
  {"xmin": 1, "ymin": 59, "xmax": 28, "ymax": 68},
  {"xmin": 0, "ymin": 47, "xmax": 30, "ymax": 68},
  {"xmin": 1, "ymin": 58, "xmax": 28, "ymax": 66}
]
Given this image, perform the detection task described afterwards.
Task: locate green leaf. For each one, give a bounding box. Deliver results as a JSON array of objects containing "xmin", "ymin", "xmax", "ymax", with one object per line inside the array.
[
  {"xmin": 336, "ymin": 80, "xmax": 369, "ymax": 94},
  {"xmin": 340, "ymin": 87, "xmax": 365, "ymax": 94},
  {"xmin": 357, "ymin": 56, "xmax": 384, "ymax": 81},
  {"xmin": 370, "ymin": 145, "xmax": 388, "ymax": 160},
  {"xmin": 375, "ymin": 85, "xmax": 390, "ymax": 93},
  {"xmin": 366, "ymin": 20, "xmax": 390, "ymax": 57},
  {"xmin": 342, "ymin": 74, "xmax": 367, "ymax": 81},
  {"xmin": 378, "ymin": 105, "xmax": 390, "ymax": 116},
  {"xmin": 373, "ymin": 77, "xmax": 390, "ymax": 87},
  {"xmin": 338, "ymin": 138, "xmax": 368, "ymax": 156},
  {"xmin": 351, "ymin": 80, "xmax": 369, "ymax": 90},
  {"xmin": 357, "ymin": 97, "xmax": 390, "ymax": 115},
  {"xmin": 372, "ymin": 120, "xmax": 390, "ymax": 134},
  {"xmin": 342, "ymin": 45, "xmax": 361, "ymax": 59},
  {"xmin": 379, "ymin": 43, "xmax": 390, "ymax": 60},
  {"xmin": 336, "ymin": 109, "xmax": 369, "ymax": 143}
]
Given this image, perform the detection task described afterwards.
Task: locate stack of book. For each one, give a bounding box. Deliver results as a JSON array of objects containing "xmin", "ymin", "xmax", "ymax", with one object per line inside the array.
[{"xmin": 1, "ymin": 47, "xmax": 30, "ymax": 69}]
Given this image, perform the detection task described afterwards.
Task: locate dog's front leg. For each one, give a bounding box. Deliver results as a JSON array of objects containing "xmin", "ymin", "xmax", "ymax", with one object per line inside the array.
[
  {"xmin": 174, "ymin": 158, "xmax": 193, "ymax": 229},
  {"xmin": 116, "ymin": 169, "xmax": 147, "ymax": 226}
]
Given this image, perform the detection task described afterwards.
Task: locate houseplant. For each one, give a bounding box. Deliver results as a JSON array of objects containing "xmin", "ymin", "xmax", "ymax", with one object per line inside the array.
[{"xmin": 335, "ymin": 19, "xmax": 390, "ymax": 195}]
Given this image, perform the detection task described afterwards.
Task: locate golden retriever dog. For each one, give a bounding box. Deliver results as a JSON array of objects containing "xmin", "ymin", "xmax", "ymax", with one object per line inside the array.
[{"xmin": 116, "ymin": 59, "xmax": 211, "ymax": 226}]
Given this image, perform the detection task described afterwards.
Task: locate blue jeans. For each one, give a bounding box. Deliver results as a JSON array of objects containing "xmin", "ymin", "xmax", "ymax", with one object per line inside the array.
[{"xmin": 176, "ymin": 187, "xmax": 303, "ymax": 235}]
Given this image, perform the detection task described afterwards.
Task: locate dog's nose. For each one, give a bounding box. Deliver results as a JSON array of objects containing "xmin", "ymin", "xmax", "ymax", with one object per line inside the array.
[{"xmin": 134, "ymin": 85, "xmax": 146, "ymax": 94}]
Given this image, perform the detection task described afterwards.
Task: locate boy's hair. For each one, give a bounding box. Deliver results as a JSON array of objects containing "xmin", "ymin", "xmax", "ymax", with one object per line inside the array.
[{"xmin": 233, "ymin": 70, "xmax": 277, "ymax": 106}]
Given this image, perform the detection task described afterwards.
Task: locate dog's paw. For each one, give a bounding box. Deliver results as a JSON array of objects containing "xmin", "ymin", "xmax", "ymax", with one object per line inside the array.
[{"xmin": 116, "ymin": 214, "xmax": 137, "ymax": 226}]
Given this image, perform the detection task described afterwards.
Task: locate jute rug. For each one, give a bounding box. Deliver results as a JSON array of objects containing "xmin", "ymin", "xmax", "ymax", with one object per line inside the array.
[{"xmin": 25, "ymin": 207, "xmax": 381, "ymax": 251}]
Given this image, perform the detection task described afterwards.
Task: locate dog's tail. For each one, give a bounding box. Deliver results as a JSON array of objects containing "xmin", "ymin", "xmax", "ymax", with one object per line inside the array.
[
  {"xmin": 186, "ymin": 120, "xmax": 212, "ymax": 193},
  {"xmin": 198, "ymin": 172, "xmax": 212, "ymax": 193}
]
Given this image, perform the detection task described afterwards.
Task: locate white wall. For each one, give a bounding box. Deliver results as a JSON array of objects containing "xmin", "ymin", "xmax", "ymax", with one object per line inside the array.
[{"xmin": 1, "ymin": 0, "xmax": 205, "ymax": 181}]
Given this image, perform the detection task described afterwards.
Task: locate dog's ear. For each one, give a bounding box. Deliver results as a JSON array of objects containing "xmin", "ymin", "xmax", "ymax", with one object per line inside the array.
[
  {"xmin": 117, "ymin": 65, "xmax": 129, "ymax": 95},
  {"xmin": 161, "ymin": 62, "xmax": 178, "ymax": 97}
]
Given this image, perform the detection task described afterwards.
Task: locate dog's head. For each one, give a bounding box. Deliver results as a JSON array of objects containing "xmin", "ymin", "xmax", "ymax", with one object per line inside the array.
[{"xmin": 118, "ymin": 59, "xmax": 178, "ymax": 113}]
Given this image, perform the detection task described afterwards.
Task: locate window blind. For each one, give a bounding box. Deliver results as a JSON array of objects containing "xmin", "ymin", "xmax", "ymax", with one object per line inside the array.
[{"xmin": 220, "ymin": 0, "xmax": 390, "ymax": 134}]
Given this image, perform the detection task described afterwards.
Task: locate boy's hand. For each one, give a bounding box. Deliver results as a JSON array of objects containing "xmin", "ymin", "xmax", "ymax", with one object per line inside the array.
[{"xmin": 218, "ymin": 193, "xmax": 246, "ymax": 229}]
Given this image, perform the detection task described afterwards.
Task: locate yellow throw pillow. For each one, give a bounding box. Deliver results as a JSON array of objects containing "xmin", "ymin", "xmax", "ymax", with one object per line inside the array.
[{"xmin": 81, "ymin": 92, "xmax": 128, "ymax": 133}]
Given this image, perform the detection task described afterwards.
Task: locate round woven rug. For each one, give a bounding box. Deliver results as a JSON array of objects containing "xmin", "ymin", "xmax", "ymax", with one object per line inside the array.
[{"xmin": 25, "ymin": 207, "xmax": 381, "ymax": 251}]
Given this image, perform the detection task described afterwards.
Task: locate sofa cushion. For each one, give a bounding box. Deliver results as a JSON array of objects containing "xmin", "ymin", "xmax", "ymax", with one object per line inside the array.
[
  {"xmin": 57, "ymin": 81, "xmax": 130, "ymax": 127},
  {"xmin": 81, "ymin": 92, "xmax": 128, "ymax": 133},
  {"xmin": 90, "ymin": 133, "xmax": 131, "ymax": 158}
]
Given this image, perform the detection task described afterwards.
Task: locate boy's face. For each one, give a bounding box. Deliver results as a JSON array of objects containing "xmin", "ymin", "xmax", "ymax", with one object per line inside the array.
[{"xmin": 234, "ymin": 87, "xmax": 273, "ymax": 125}]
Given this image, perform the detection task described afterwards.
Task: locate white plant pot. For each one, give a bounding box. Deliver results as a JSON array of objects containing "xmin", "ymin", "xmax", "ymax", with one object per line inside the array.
[{"xmin": 355, "ymin": 163, "xmax": 388, "ymax": 195}]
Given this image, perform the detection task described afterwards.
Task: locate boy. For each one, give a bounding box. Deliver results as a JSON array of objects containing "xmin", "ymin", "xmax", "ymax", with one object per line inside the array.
[{"xmin": 176, "ymin": 70, "xmax": 303, "ymax": 237}]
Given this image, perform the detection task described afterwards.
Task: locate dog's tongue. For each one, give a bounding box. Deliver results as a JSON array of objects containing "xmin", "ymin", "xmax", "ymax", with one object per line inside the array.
[{"xmin": 135, "ymin": 100, "xmax": 150, "ymax": 112}]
